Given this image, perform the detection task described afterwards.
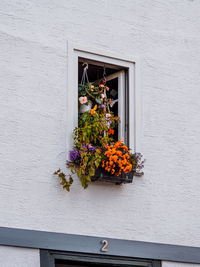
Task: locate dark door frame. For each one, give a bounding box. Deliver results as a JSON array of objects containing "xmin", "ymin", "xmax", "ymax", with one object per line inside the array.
[{"xmin": 40, "ymin": 250, "xmax": 161, "ymax": 267}]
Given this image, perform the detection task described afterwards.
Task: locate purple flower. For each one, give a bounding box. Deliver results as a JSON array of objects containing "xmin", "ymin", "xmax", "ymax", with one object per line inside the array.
[
  {"xmin": 85, "ymin": 144, "xmax": 96, "ymax": 151},
  {"xmin": 70, "ymin": 148, "xmax": 80, "ymax": 161},
  {"xmin": 87, "ymin": 144, "xmax": 96, "ymax": 151},
  {"xmin": 108, "ymin": 120, "xmax": 112, "ymax": 124},
  {"xmin": 134, "ymin": 152, "xmax": 142, "ymax": 159},
  {"xmin": 81, "ymin": 144, "xmax": 96, "ymax": 152},
  {"xmin": 98, "ymin": 104, "xmax": 105, "ymax": 108}
]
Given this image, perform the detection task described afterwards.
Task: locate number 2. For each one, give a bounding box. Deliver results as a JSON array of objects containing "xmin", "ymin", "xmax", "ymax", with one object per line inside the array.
[{"xmin": 101, "ymin": 240, "xmax": 108, "ymax": 252}]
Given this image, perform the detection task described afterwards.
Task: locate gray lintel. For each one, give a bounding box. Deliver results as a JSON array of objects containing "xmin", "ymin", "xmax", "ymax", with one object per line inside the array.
[{"xmin": 0, "ymin": 226, "xmax": 200, "ymax": 263}]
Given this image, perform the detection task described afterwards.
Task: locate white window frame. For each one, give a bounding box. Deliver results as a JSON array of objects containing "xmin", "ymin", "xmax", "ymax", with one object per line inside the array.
[
  {"xmin": 66, "ymin": 42, "xmax": 141, "ymax": 159},
  {"xmin": 104, "ymin": 69, "xmax": 126, "ymax": 141}
]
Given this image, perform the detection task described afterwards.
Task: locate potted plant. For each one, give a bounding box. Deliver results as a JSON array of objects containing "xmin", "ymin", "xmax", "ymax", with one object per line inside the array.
[{"xmin": 54, "ymin": 78, "xmax": 144, "ymax": 191}]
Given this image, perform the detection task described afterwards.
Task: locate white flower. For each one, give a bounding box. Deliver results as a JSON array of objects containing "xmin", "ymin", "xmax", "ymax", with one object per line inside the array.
[
  {"xmin": 79, "ymin": 96, "xmax": 88, "ymax": 104},
  {"xmin": 100, "ymin": 94, "xmax": 105, "ymax": 99},
  {"xmin": 106, "ymin": 113, "xmax": 111, "ymax": 118}
]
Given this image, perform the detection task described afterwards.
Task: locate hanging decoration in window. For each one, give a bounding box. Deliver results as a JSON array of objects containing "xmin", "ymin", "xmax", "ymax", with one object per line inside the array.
[{"xmin": 54, "ymin": 62, "xmax": 144, "ymax": 191}]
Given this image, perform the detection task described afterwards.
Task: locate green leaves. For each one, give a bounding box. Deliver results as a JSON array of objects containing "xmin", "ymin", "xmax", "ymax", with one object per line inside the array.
[
  {"xmin": 56, "ymin": 82, "xmax": 123, "ymax": 191},
  {"xmin": 53, "ymin": 169, "xmax": 73, "ymax": 192},
  {"xmin": 86, "ymin": 176, "xmax": 91, "ymax": 182},
  {"xmin": 77, "ymin": 168, "xmax": 82, "ymax": 177},
  {"xmin": 66, "ymin": 109, "xmax": 109, "ymax": 191},
  {"xmin": 80, "ymin": 177, "xmax": 88, "ymax": 189},
  {"xmin": 89, "ymin": 167, "xmax": 95, "ymax": 177},
  {"xmin": 54, "ymin": 169, "xmax": 61, "ymax": 175},
  {"xmin": 55, "ymin": 107, "xmax": 113, "ymax": 191},
  {"xmin": 76, "ymin": 111, "xmax": 111, "ymax": 148},
  {"xmin": 83, "ymin": 156, "xmax": 88, "ymax": 165}
]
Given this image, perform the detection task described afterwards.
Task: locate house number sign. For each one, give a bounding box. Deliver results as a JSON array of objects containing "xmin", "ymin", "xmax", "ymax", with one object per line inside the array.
[{"xmin": 101, "ymin": 240, "xmax": 108, "ymax": 252}]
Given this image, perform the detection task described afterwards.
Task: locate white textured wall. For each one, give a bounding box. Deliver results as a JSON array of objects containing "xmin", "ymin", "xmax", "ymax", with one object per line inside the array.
[
  {"xmin": 162, "ymin": 262, "xmax": 200, "ymax": 267},
  {"xmin": 0, "ymin": 246, "xmax": 40, "ymax": 267},
  {"xmin": 1, "ymin": 0, "xmax": 200, "ymax": 253}
]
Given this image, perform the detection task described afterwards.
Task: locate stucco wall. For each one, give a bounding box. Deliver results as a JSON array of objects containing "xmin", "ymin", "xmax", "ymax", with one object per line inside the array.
[
  {"xmin": 162, "ymin": 262, "xmax": 200, "ymax": 267},
  {"xmin": 1, "ymin": 0, "xmax": 200, "ymax": 252},
  {"xmin": 0, "ymin": 246, "xmax": 40, "ymax": 267}
]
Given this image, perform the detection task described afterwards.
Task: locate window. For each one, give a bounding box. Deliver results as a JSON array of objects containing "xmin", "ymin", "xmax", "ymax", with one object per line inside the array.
[{"xmin": 67, "ymin": 43, "xmax": 141, "ymax": 158}]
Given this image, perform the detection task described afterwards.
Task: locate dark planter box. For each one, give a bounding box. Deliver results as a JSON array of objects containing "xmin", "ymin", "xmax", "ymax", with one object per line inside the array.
[{"xmin": 91, "ymin": 168, "xmax": 134, "ymax": 185}]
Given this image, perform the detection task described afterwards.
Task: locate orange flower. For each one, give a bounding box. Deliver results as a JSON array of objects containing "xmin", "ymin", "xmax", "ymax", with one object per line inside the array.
[
  {"xmin": 116, "ymin": 151, "xmax": 122, "ymax": 157},
  {"xmin": 108, "ymin": 128, "xmax": 114, "ymax": 135},
  {"xmin": 112, "ymin": 155, "xmax": 118, "ymax": 162},
  {"xmin": 105, "ymin": 150, "xmax": 111, "ymax": 157},
  {"xmin": 124, "ymin": 164, "xmax": 132, "ymax": 173},
  {"xmin": 118, "ymin": 164, "xmax": 123, "ymax": 169},
  {"xmin": 116, "ymin": 170, "xmax": 122, "ymax": 176},
  {"xmin": 111, "ymin": 169, "xmax": 115, "ymax": 174},
  {"xmin": 122, "ymin": 145, "xmax": 128, "ymax": 151},
  {"xmin": 114, "ymin": 141, "xmax": 121, "ymax": 149},
  {"xmin": 122, "ymin": 159, "xmax": 127, "ymax": 165},
  {"xmin": 125, "ymin": 154, "xmax": 130, "ymax": 159},
  {"xmin": 102, "ymin": 139, "xmax": 133, "ymax": 175},
  {"xmin": 90, "ymin": 105, "xmax": 97, "ymax": 115},
  {"xmin": 111, "ymin": 148, "xmax": 116, "ymax": 154}
]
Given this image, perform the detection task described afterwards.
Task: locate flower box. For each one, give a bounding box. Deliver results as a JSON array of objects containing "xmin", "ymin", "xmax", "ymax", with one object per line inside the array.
[{"xmin": 91, "ymin": 168, "xmax": 134, "ymax": 185}]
